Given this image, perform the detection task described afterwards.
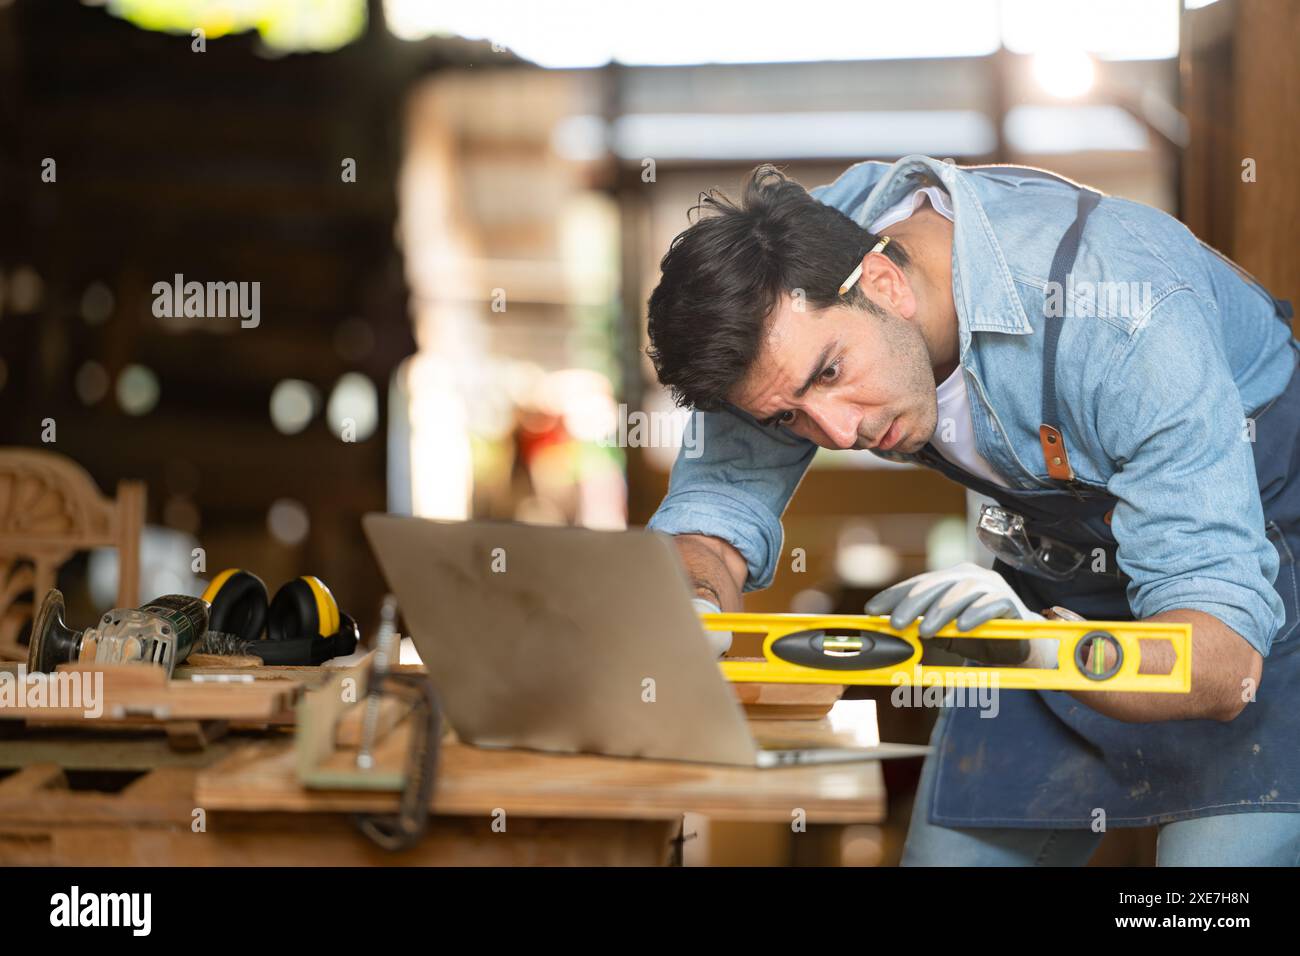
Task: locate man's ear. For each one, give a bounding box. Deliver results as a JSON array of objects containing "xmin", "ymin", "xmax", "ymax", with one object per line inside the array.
[{"xmin": 862, "ymin": 251, "xmax": 916, "ymax": 318}]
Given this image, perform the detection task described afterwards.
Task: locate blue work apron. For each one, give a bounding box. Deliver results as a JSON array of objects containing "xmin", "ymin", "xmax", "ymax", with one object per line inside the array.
[{"xmin": 911, "ymin": 183, "xmax": 1300, "ymax": 828}]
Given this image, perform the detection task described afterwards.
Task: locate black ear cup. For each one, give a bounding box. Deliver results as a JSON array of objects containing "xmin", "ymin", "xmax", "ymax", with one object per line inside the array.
[
  {"xmin": 334, "ymin": 612, "xmax": 359, "ymax": 655},
  {"xmin": 202, "ymin": 571, "xmax": 353, "ymax": 666},
  {"xmin": 266, "ymin": 576, "xmax": 338, "ymax": 643},
  {"xmin": 202, "ymin": 570, "xmax": 269, "ymax": 642}
]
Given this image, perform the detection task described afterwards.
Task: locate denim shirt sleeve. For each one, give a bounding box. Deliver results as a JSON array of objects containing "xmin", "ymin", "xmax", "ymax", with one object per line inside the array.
[
  {"xmin": 1097, "ymin": 290, "xmax": 1285, "ymax": 655},
  {"xmin": 646, "ymin": 404, "xmax": 818, "ymax": 591},
  {"xmin": 806, "ymin": 160, "xmax": 888, "ymax": 220}
]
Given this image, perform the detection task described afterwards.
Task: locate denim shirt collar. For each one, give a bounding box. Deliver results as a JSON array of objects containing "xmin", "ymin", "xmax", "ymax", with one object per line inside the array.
[{"xmin": 852, "ymin": 154, "xmax": 1034, "ymax": 350}]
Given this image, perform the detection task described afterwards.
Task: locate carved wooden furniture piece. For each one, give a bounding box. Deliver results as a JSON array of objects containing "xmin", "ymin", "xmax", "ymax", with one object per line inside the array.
[{"xmin": 0, "ymin": 448, "xmax": 144, "ymax": 660}]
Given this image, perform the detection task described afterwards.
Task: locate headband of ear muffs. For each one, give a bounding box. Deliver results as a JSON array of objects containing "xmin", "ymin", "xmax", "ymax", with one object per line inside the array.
[
  {"xmin": 254, "ymin": 607, "xmax": 357, "ymax": 666},
  {"xmin": 202, "ymin": 569, "xmax": 269, "ymax": 643}
]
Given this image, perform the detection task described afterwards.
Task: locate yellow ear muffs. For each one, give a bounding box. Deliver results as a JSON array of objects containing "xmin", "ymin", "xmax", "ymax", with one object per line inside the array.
[
  {"xmin": 309, "ymin": 576, "xmax": 340, "ymax": 637},
  {"xmin": 202, "ymin": 569, "xmax": 269, "ymax": 642},
  {"xmin": 267, "ymin": 575, "xmax": 339, "ymax": 643}
]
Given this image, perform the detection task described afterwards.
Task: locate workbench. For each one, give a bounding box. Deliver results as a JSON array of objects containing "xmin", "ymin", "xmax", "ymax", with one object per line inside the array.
[
  {"xmin": 0, "ymin": 735, "xmax": 892, "ymax": 866},
  {"xmin": 0, "ymin": 713, "xmax": 896, "ymax": 866}
]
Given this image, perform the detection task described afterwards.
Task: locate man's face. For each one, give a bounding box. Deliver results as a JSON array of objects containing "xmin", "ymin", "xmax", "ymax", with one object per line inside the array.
[{"xmin": 728, "ymin": 294, "xmax": 938, "ymax": 453}]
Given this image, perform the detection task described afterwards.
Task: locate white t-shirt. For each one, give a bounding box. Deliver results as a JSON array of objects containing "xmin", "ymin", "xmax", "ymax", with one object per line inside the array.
[{"xmin": 867, "ymin": 188, "xmax": 1011, "ymax": 488}]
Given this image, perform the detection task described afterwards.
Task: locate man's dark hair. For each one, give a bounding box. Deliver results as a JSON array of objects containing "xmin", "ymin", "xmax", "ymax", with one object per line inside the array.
[{"xmin": 645, "ymin": 164, "xmax": 910, "ymax": 411}]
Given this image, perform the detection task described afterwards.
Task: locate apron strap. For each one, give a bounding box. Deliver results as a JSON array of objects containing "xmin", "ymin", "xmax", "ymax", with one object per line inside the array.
[{"xmin": 1040, "ymin": 187, "xmax": 1103, "ymax": 482}]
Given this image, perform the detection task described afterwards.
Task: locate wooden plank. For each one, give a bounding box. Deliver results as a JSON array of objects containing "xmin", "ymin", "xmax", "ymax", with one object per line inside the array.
[
  {"xmin": 121, "ymin": 767, "xmax": 203, "ymax": 803},
  {"xmin": 295, "ymin": 652, "xmax": 374, "ymax": 786},
  {"xmin": 198, "ymin": 729, "xmax": 889, "ymax": 825},
  {"xmin": 336, "ymin": 696, "xmax": 410, "ymax": 747},
  {"xmin": 174, "ymin": 663, "xmax": 335, "ymax": 681},
  {"xmin": 1, "ymin": 663, "xmax": 303, "ymax": 723},
  {"xmin": 0, "ymin": 756, "xmax": 683, "ymax": 866},
  {"xmin": 0, "ymin": 775, "xmax": 199, "ymax": 827},
  {"xmin": 0, "ymin": 731, "xmax": 248, "ymax": 772},
  {"xmin": 0, "ymin": 815, "xmax": 678, "ymax": 866},
  {"xmin": 309, "ymin": 714, "xmax": 413, "ymax": 791},
  {"xmin": 731, "ymin": 680, "xmax": 843, "ymax": 720},
  {"xmin": 0, "ymin": 762, "xmax": 66, "ymax": 794},
  {"xmin": 164, "ymin": 720, "xmax": 229, "ymax": 752},
  {"xmin": 184, "ymin": 654, "xmax": 263, "ymax": 669}
]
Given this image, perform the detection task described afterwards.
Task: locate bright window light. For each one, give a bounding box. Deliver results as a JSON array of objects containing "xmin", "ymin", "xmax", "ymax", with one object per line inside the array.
[
  {"xmin": 1001, "ymin": 0, "xmax": 1179, "ymax": 60},
  {"xmin": 1031, "ymin": 49, "xmax": 1096, "ymax": 98},
  {"xmin": 386, "ymin": 0, "xmax": 1178, "ymax": 67},
  {"xmin": 1005, "ymin": 105, "xmax": 1148, "ymax": 154},
  {"xmin": 604, "ymin": 110, "xmax": 996, "ymax": 161},
  {"xmin": 385, "ymin": 0, "xmax": 1002, "ymax": 67}
]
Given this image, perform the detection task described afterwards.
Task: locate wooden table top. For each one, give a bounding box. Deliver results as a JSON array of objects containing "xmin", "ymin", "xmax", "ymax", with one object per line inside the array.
[
  {"xmin": 1, "ymin": 659, "xmax": 925, "ymax": 826},
  {"xmin": 197, "ymin": 700, "xmax": 927, "ymax": 824}
]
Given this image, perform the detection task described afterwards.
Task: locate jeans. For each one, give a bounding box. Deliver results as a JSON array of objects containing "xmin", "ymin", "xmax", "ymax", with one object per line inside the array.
[{"xmin": 901, "ymin": 713, "xmax": 1300, "ymax": 866}]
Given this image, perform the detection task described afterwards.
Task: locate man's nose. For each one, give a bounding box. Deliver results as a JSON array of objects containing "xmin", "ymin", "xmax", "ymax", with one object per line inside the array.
[{"xmin": 804, "ymin": 400, "xmax": 860, "ymax": 450}]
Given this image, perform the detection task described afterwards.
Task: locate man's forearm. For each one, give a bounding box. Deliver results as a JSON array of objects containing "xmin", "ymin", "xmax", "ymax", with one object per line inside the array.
[
  {"xmin": 1069, "ymin": 609, "xmax": 1262, "ymax": 722},
  {"xmin": 672, "ymin": 534, "xmax": 748, "ymax": 612}
]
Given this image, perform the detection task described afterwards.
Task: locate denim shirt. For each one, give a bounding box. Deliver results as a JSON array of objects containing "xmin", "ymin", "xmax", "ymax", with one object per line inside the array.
[{"xmin": 648, "ymin": 154, "xmax": 1298, "ymax": 656}]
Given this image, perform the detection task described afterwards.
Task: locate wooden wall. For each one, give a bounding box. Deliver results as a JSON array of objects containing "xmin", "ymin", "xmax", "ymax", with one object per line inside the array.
[
  {"xmin": 0, "ymin": 0, "xmax": 463, "ymax": 630},
  {"xmin": 1182, "ymin": 0, "xmax": 1300, "ymax": 313}
]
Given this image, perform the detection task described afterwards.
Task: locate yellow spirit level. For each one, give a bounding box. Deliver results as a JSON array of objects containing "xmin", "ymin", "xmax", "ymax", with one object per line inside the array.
[{"xmin": 704, "ymin": 613, "xmax": 1191, "ymax": 693}]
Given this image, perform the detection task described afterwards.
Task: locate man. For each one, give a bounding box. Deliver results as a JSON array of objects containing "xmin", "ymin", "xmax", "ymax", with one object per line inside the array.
[{"xmin": 644, "ymin": 155, "xmax": 1300, "ymax": 866}]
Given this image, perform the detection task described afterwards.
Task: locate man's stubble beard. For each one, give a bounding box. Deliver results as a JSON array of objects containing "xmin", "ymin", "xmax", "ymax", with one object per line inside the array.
[{"xmin": 882, "ymin": 310, "xmax": 940, "ymax": 453}]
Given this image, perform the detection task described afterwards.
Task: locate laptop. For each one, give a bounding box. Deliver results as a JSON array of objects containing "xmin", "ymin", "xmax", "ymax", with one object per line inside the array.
[{"xmin": 363, "ymin": 513, "xmax": 931, "ymax": 768}]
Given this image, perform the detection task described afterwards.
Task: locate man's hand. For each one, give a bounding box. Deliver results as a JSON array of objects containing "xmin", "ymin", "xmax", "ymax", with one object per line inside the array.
[
  {"xmin": 691, "ymin": 596, "xmax": 733, "ymax": 657},
  {"xmin": 865, "ymin": 562, "xmax": 1058, "ymax": 668},
  {"xmin": 672, "ymin": 535, "xmax": 747, "ymax": 658}
]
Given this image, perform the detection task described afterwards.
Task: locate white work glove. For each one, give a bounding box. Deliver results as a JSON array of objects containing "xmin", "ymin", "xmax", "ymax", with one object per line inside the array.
[
  {"xmin": 692, "ymin": 597, "xmax": 733, "ymax": 658},
  {"xmin": 864, "ymin": 563, "xmax": 1057, "ymax": 669}
]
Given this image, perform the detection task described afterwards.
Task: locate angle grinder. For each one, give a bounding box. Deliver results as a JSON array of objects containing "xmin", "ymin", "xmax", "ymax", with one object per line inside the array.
[{"xmin": 27, "ymin": 588, "xmax": 208, "ymax": 679}]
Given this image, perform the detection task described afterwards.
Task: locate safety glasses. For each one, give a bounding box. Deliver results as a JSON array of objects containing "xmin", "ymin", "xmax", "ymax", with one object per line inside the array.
[{"xmin": 976, "ymin": 504, "xmax": 1086, "ymax": 582}]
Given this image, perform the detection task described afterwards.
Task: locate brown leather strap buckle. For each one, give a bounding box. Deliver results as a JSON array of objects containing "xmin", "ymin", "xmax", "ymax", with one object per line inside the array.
[{"xmin": 1038, "ymin": 424, "xmax": 1075, "ymax": 481}]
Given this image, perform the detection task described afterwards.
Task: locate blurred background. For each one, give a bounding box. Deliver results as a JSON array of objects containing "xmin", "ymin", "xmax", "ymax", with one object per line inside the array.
[{"xmin": 0, "ymin": 0, "xmax": 1295, "ymax": 864}]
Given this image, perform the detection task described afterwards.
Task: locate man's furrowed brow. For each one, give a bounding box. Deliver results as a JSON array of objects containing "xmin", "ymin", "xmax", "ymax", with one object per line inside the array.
[
  {"xmin": 756, "ymin": 342, "xmax": 836, "ymax": 427},
  {"xmin": 794, "ymin": 343, "xmax": 836, "ymax": 398}
]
